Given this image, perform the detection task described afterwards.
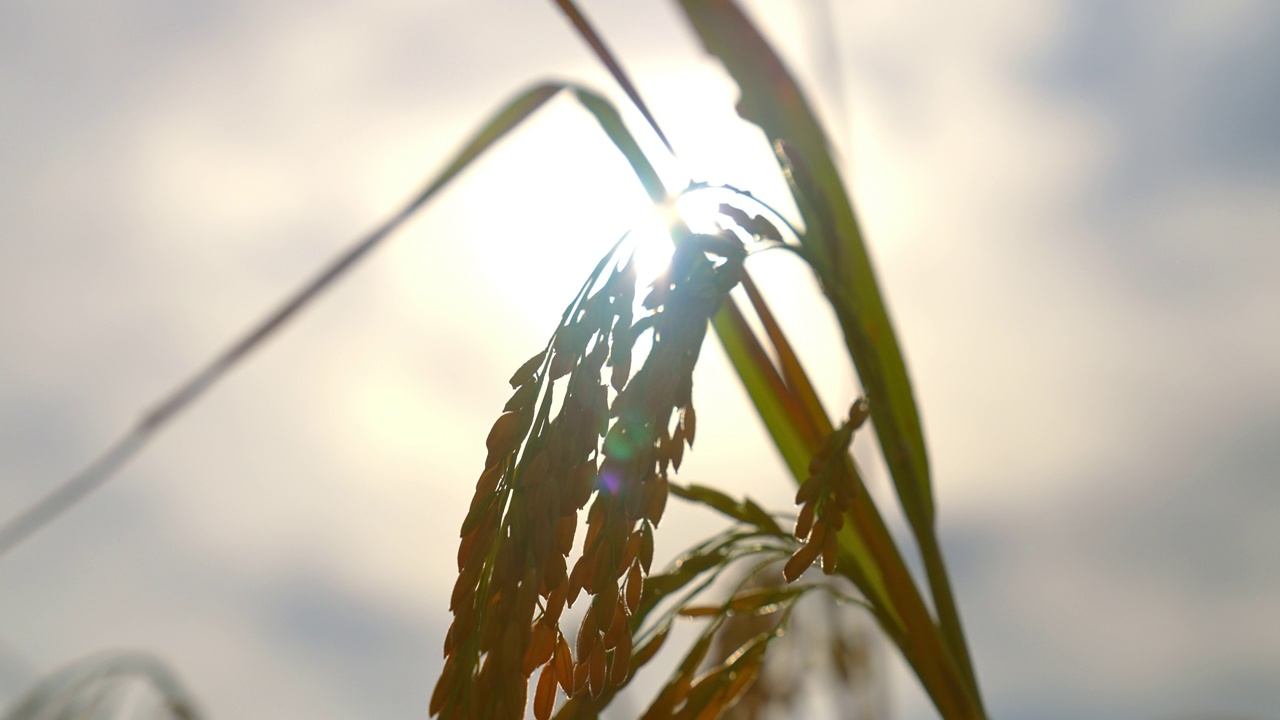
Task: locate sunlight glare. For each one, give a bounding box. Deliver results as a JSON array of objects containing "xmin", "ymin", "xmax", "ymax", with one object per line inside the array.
[
  {"xmin": 676, "ymin": 191, "xmax": 729, "ymax": 235},
  {"xmin": 623, "ymin": 190, "xmax": 734, "ymax": 290},
  {"xmin": 623, "ymin": 211, "xmax": 674, "ymax": 288}
]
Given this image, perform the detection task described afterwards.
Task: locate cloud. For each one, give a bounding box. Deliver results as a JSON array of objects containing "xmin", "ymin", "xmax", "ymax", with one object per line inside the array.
[
  {"xmin": 3, "ymin": 2, "xmax": 1280, "ymax": 720},
  {"xmin": 944, "ymin": 407, "xmax": 1280, "ymax": 718}
]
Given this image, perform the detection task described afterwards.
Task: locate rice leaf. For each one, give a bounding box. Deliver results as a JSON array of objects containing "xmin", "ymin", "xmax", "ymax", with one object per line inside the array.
[
  {"xmin": 570, "ymin": 88, "xmax": 668, "ymax": 204},
  {"xmin": 668, "ymin": 482, "xmax": 783, "ymax": 536},
  {"xmin": 638, "ymin": 565, "xmax": 822, "ymax": 719},
  {"xmin": 553, "ymin": 0, "xmax": 674, "ymax": 155},
  {"xmin": 4, "ymin": 651, "xmax": 203, "ymax": 720},
  {"xmin": 673, "ymin": 0, "xmax": 933, "ymax": 537},
  {"xmin": 639, "ymin": 529, "xmax": 761, "ymax": 613},
  {"xmin": 673, "ymin": 2, "xmax": 984, "ymax": 711},
  {"xmin": 708, "ymin": 297, "xmax": 817, "ymax": 477},
  {"xmin": 680, "ymin": 584, "xmax": 808, "ymax": 619},
  {"xmin": 738, "ymin": 273, "xmax": 828, "ymax": 431}
]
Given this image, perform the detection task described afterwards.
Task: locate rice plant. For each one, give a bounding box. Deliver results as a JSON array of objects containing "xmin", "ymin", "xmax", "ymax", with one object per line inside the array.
[
  {"xmin": 427, "ymin": 1, "xmax": 986, "ymax": 718},
  {"xmin": 2, "ymin": 1, "xmax": 986, "ymax": 718}
]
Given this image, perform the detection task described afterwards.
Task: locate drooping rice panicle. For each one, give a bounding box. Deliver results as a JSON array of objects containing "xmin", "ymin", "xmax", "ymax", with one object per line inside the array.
[
  {"xmin": 785, "ymin": 398, "xmax": 870, "ymax": 581},
  {"xmin": 432, "ymin": 232, "xmax": 746, "ymax": 719}
]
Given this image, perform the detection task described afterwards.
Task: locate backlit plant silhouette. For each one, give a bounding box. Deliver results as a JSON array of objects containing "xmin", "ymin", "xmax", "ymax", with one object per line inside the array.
[{"xmin": 427, "ymin": 1, "xmax": 986, "ymax": 718}]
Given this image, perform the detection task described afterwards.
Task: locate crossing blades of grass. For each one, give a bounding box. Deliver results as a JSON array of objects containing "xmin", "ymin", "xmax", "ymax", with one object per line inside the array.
[{"xmin": 673, "ymin": 1, "xmax": 984, "ymax": 712}]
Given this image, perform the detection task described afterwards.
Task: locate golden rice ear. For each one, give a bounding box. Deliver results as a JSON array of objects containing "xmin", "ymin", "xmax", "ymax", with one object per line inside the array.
[
  {"xmin": 510, "ymin": 350, "xmax": 548, "ymax": 388},
  {"xmin": 793, "ymin": 501, "xmax": 815, "ymax": 540},
  {"xmin": 610, "ymin": 628, "xmax": 632, "ymax": 685},
  {"xmin": 449, "ymin": 556, "xmax": 483, "ymax": 612},
  {"xmin": 524, "ymin": 620, "xmax": 557, "ymax": 676},
  {"xmin": 484, "ymin": 411, "xmax": 523, "ymax": 467},
  {"xmin": 576, "ymin": 605, "xmax": 598, "ymax": 659},
  {"xmin": 625, "ymin": 562, "xmax": 643, "ymax": 613},
  {"xmin": 602, "ymin": 597, "xmax": 629, "ymax": 650},
  {"xmin": 821, "ymin": 526, "xmax": 840, "ymax": 574},
  {"xmin": 594, "ymin": 579, "xmax": 619, "ymax": 636},
  {"xmin": 611, "ymin": 353, "xmax": 632, "ymax": 392},
  {"xmin": 474, "ymin": 461, "xmax": 504, "ymax": 496},
  {"xmin": 783, "ymin": 533, "xmax": 823, "ymax": 583},
  {"xmin": 521, "ymin": 450, "xmax": 551, "ymax": 487},
  {"xmin": 429, "ymin": 656, "xmax": 458, "ymax": 716},
  {"xmin": 535, "ymin": 663, "xmax": 559, "ymax": 720},
  {"xmin": 566, "ymin": 557, "xmax": 588, "ymax": 608},
  {"xmin": 555, "ymin": 514, "xmax": 577, "ymax": 554},
  {"xmin": 618, "ymin": 530, "xmax": 640, "ymax": 571},
  {"xmin": 456, "ymin": 527, "xmax": 478, "ymax": 573},
  {"xmin": 504, "ymin": 380, "xmax": 538, "ymax": 413},
  {"xmin": 795, "ymin": 474, "xmax": 820, "ymax": 505},
  {"xmin": 680, "ymin": 404, "xmax": 696, "ymax": 447},
  {"xmin": 554, "ymin": 635, "xmax": 574, "ymax": 694},
  {"xmin": 572, "ymin": 653, "xmax": 590, "ymax": 696},
  {"xmin": 643, "ymin": 474, "xmax": 669, "ymax": 525},
  {"xmin": 637, "ymin": 521, "xmax": 654, "ymax": 572},
  {"xmin": 439, "ymin": 193, "xmax": 747, "ymax": 719},
  {"xmin": 545, "ymin": 585, "xmax": 568, "ymax": 626},
  {"xmin": 549, "ymin": 348, "xmax": 575, "ymax": 380},
  {"xmin": 571, "ymin": 461, "xmax": 597, "ymax": 507},
  {"xmin": 459, "ymin": 491, "xmax": 497, "ymax": 538},
  {"xmin": 587, "ymin": 638, "xmax": 607, "ymax": 698}
]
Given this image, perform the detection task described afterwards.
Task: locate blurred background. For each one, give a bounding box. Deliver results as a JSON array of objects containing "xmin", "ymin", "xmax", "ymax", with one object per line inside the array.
[{"xmin": 2, "ymin": 1, "xmax": 1278, "ymax": 718}]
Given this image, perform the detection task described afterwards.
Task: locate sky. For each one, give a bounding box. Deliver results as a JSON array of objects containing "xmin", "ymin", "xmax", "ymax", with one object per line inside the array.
[{"xmin": 2, "ymin": 1, "xmax": 1279, "ymax": 719}]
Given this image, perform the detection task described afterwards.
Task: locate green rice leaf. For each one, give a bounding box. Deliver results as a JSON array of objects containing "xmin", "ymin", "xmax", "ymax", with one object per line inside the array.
[
  {"xmin": 709, "ymin": 296, "xmax": 817, "ymax": 479},
  {"xmin": 570, "ymin": 88, "xmax": 667, "ymax": 203},
  {"xmin": 674, "ymin": 2, "xmax": 985, "ymax": 713},
  {"xmin": 669, "ymin": 481, "xmax": 784, "ymax": 537},
  {"xmin": 639, "ymin": 529, "xmax": 758, "ymax": 612},
  {"xmin": 738, "ymin": 273, "xmax": 829, "ymax": 434},
  {"xmin": 674, "ymin": 0, "xmax": 933, "ymax": 530}
]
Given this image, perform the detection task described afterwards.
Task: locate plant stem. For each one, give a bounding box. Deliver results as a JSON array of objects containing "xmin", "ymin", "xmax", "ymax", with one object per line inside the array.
[{"xmin": 917, "ymin": 521, "xmax": 986, "ymax": 714}]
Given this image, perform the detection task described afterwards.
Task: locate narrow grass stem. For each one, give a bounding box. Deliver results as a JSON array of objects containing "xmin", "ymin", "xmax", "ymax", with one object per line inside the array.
[
  {"xmin": 553, "ymin": 0, "xmax": 676, "ymax": 156},
  {"xmin": 917, "ymin": 520, "xmax": 986, "ymax": 714},
  {"xmin": 843, "ymin": 478, "xmax": 983, "ymax": 719}
]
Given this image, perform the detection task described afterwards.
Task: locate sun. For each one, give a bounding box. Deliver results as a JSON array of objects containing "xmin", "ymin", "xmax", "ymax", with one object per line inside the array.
[
  {"xmin": 619, "ymin": 190, "xmax": 730, "ymax": 289},
  {"xmin": 389, "ymin": 67, "xmax": 799, "ymax": 340}
]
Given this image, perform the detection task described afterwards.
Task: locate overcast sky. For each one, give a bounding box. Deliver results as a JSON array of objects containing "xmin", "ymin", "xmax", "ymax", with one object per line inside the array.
[{"xmin": 2, "ymin": 1, "xmax": 1279, "ymax": 719}]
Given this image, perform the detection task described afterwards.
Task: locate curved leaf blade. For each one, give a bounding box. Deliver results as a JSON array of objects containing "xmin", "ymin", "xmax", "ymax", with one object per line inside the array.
[{"xmin": 674, "ymin": 0, "xmax": 932, "ymax": 529}]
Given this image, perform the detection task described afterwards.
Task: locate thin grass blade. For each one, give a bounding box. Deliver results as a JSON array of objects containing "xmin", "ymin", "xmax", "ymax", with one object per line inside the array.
[
  {"xmin": 673, "ymin": 2, "xmax": 984, "ymax": 708},
  {"xmin": 553, "ymin": 0, "xmax": 675, "ymax": 155},
  {"xmin": 668, "ymin": 482, "xmax": 783, "ymax": 536},
  {"xmin": 738, "ymin": 272, "xmax": 829, "ymax": 434},
  {"xmin": 0, "ymin": 81, "xmax": 666, "ymax": 562},
  {"xmin": 570, "ymin": 87, "xmax": 668, "ymax": 203},
  {"xmin": 709, "ymin": 296, "xmax": 818, "ymax": 471},
  {"xmin": 674, "ymin": 0, "xmax": 933, "ymax": 532},
  {"xmin": 4, "ymin": 652, "xmax": 203, "ymax": 720}
]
